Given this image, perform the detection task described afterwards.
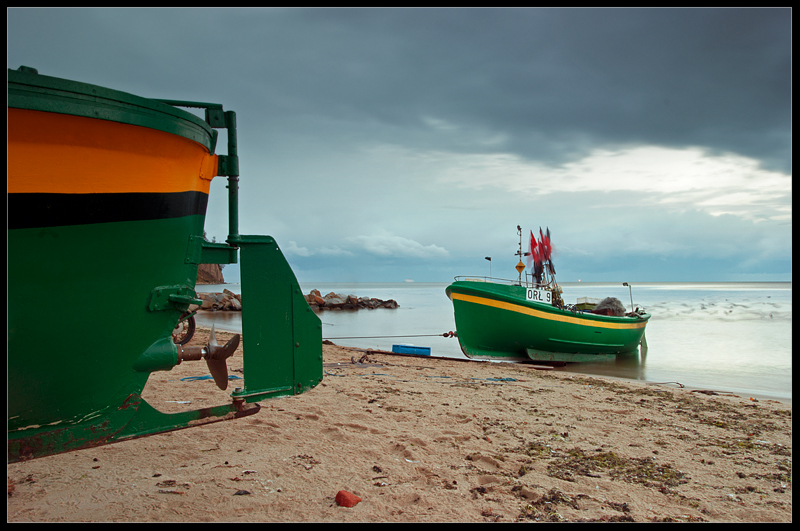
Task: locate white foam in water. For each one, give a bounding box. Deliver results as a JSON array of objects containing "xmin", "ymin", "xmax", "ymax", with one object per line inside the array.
[{"xmin": 195, "ymin": 282, "xmax": 792, "ymax": 401}]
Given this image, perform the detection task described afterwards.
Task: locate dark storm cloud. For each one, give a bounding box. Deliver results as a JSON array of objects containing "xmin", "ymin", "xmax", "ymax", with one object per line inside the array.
[
  {"xmin": 233, "ymin": 8, "xmax": 791, "ymax": 173},
  {"xmin": 8, "ymin": 8, "xmax": 791, "ymax": 282},
  {"xmin": 10, "ymin": 8, "xmax": 789, "ymax": 173}
]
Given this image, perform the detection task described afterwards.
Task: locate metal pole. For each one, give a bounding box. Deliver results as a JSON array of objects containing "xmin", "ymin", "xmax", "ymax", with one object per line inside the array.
[
  {"xmin": 623, "ymin": 282, "xmax": 634, "ymax": 313},
  {"xmin": 516, "ymin": 226, "xmax": 523, "ymax": 284},
  {"xmin": 225, "ymin": 111, "xmax": 239, "ymax": 242},
  {"xmin": 485, "ymin": 256, "xmax": 492, "ymax": 279}
]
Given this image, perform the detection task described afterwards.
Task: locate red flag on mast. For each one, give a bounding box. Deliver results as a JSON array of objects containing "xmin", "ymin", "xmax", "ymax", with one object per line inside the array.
[
  {"xmin": 527, "ymin": 230, "xmax": 538, "ymax": 268},
  {"xmin": 544, "ymin": 227, "xmax": 552, "ymax": 260},
  {"xmin": 539, "ymin": 227, "xmax": 550, "ymax": 261}
]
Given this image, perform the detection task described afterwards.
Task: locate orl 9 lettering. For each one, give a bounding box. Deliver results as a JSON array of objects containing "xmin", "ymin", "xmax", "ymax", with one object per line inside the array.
[{"xmin": 526, "ymin": 288, "xmax": 552, "ymax": 304}]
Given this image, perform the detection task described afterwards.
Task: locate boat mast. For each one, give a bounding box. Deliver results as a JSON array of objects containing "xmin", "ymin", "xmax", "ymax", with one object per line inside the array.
[{"xmin": 515, "ymin": 225, "xmax": 527, "ymax": 285}]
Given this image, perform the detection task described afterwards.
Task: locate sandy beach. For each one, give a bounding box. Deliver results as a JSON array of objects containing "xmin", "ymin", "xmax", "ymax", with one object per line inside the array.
[{"xmin": 7, "ymin": 327, "xmax": 791, "ymax": 522}]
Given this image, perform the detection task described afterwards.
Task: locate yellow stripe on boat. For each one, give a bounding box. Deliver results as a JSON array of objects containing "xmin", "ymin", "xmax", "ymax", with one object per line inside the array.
[
  {"xmin": 8, "ymin": 108, "xmax": 218, "ymax": 195},
  {"xmin": 451, "ymin": 292, "xmax": 648, "ymax": 330}
]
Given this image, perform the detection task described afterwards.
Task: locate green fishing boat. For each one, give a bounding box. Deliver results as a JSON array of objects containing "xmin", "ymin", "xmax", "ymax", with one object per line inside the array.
[
  {"xmin": 8, "ymin": 67, "xmax": 322, "ymax": 462},
  {"xmin": 446, "ymin": 227, "xmax": 650, "ymax": 363}
]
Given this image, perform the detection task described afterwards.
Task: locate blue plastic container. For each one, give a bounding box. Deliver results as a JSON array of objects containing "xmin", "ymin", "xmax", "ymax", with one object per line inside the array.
[{"xmin": 391, "ymin": 344, "xmax": 431, "ymax": 356}]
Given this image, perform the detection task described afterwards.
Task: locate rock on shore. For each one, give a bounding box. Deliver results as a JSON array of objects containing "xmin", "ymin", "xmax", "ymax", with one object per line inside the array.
[
  {"xmin": 305, "ymin": 290, "xmax": 398, "ymax": 311},
  {"xmin": 194, "ymin": 289, "xmax": 398, "ymax": 312},
  {"xmin": 196, "ymin": 263, "xmax": 225, "ymax": 284},
  {"xmin": 195, "ymin": 289, "xmax": 241, "ymax": 311}
]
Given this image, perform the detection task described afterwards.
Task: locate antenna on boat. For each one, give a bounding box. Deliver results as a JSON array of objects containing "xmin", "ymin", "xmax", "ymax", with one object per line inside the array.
[
  {"xmin": 515, "ymin": 225, "xmax": 527, "ymax": 285},
  {"xmin": 623, "ymin": 282, "xmax": 634, "ymax": 313}
]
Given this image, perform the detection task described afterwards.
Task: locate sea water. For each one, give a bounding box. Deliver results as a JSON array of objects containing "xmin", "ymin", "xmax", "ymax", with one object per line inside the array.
[{"xmin": 195, "ymin": 282, "xmax": 792, "ymax": 401}]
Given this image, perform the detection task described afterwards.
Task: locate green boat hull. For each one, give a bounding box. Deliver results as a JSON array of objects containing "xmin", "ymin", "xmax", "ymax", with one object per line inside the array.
[
  {"xmin": 446, "ymin": 280, "xmax": 649, "ymax": 362},
  {"xmin": 8, "ymin": 216, "xmax": 205, "ymax": 429},
  {"xmin": 7, "ymin": 67, "xmax": 322, "ymax": 462}
]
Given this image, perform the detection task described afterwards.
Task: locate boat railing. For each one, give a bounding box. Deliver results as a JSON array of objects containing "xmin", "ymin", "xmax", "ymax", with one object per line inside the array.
[
  {"xmin": 454, "ymin": 275, "xmax": 563, "ymax": 293},
  {"xmin": 454, "ymin": 275, "xmax": 541, "ymax": 288}
]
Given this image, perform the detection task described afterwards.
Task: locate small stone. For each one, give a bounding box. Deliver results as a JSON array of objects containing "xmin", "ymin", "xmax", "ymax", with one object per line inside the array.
[
  {"xmin": 335, "ymin": 490, "xmax": 362, "ymax": 507},
  {"xmin": 233, "ymin": 489, "xmax": 251, "ymax": 496}
]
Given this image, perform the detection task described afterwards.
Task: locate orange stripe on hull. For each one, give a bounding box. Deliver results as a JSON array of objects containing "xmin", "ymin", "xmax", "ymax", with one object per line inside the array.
[{"xmin": 8, "ymin": 108, "xmax": 218, "ymax": 195}]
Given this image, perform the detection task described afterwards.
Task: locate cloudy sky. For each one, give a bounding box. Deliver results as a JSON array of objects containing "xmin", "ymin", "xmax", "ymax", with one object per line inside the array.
[{"xmin": 9, "ymin": 8, "xmax": 791, "ymax": 283}]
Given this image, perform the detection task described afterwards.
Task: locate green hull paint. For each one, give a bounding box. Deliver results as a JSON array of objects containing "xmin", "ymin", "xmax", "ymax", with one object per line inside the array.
[
  {"xmin": 8, "ymin": 67, "xmax": 323, "ymax": 462},
  {"xmin": 7, "ymin": 222, "xmax": 322, "ymax": 460},
  {"xmin": 8, "ymin": 66, "xmax": 216, "ymax": 151},
  {"xmin": 8, "ymin": 215, "xmax": 204, "ymax": 431},
  {"xmin": 446, "ymin": 281, "xmax": 649, "ymax": 362}
]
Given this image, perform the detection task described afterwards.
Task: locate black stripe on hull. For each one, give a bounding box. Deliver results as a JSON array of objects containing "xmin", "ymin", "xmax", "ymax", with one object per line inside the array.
[{"xmin": 8, "ymin": 191, "xmax": 209, "ymax": 230}]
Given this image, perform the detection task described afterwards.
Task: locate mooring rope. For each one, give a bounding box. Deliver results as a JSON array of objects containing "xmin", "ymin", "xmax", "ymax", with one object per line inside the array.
[{"xmin": 323, "ymin": 332, "xmax": 455, "ymax": 340}]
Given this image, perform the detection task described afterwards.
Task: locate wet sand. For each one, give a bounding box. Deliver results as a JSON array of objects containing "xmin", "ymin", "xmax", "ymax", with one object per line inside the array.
[{"xmin": 7, "ymin": 327, "xmax": 791, "ymax": 522}]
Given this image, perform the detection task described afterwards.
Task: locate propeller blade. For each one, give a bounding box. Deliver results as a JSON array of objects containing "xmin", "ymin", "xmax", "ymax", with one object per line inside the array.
[
  {"xmin": 204, "ymin": 324, "xmax": 241, "ymax": 391},
  {"xmin": 206, "ymin": 358, "xmax": 230, "ymax": 391}
]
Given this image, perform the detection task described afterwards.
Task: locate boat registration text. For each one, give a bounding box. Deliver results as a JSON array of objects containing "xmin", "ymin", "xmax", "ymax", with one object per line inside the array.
[{"xmin": 526, "ymin": 287, "xmax": 552, "ymax": 304}]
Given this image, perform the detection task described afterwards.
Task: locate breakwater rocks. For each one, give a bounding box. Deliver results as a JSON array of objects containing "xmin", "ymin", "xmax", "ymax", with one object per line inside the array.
[
  {"xmin": 194, "ymin": 289, "xmax": 398, "ymax": 312},
  {"xmin": 195, "ymin": 289, "xmax": 241, "ymax": 311},
  {"xmin": 304, "ymin": 289, "xmax": 398, "ymax": 311}
]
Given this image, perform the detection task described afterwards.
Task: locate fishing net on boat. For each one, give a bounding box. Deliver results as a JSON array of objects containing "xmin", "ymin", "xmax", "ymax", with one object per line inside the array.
[{"xmin": 591, "ymin": 297, "xmax": 627, "ymax": 316}]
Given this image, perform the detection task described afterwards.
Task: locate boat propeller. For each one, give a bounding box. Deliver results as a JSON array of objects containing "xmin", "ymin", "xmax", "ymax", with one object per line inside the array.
[{"xmin": 176, "ymin": 325, "xmax": 240, "ymax": 390}]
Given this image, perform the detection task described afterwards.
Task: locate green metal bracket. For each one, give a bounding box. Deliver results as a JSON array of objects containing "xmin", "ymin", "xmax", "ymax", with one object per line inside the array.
[
  {"xmin": 155, "ymin": 101, "xmax": 226, "ymax": 157},
  {"xmin": 185, "ymin": 235, "xmax": 238, "ymax": 265},
  {"xmin": 205, "ymin": 108, "xmax": 226, "ymax": 128},
  {"xmin": 216, "ymin": 154, "xmax": 239, "ymax": 177},
  {"xmin": 185, "ymin": 234, "xmax": 204, "ymax": 264},
  {"xmin": 147, "ymin": 285, "xmax": 203, "ymax": 312},
  {"xmin": 201, "ymin": 240, "xmax": 238, "ymax": 265}
]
